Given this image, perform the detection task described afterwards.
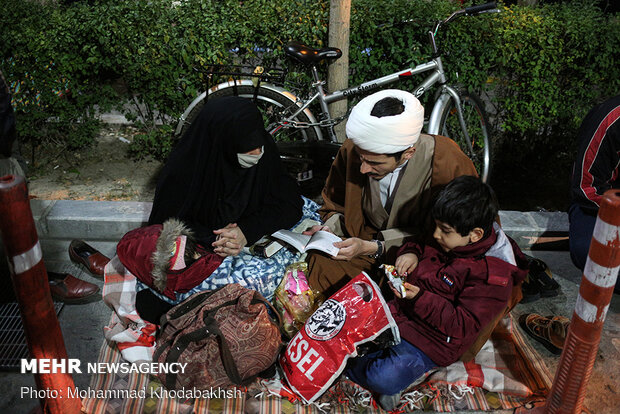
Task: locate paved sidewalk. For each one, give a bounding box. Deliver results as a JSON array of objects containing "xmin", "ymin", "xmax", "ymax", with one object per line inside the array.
[{"xmin": 0, "ymin": 200, "xmax": 618, "ymax": 413}]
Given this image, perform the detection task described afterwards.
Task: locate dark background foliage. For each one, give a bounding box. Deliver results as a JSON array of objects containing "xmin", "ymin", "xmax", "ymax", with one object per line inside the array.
[{"xmin": 1, "ymin": 0, "xmax": 618, "ymax": 209}]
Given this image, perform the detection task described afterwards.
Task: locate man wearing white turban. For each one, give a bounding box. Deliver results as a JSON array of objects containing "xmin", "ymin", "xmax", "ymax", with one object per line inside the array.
[{"xmin": 305, "ymin": 89, "xmax": 478, "ymax": 297}]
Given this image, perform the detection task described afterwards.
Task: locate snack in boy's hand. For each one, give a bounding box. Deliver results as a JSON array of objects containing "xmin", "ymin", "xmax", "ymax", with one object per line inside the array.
[{"xmin": 381, "ymin": 264, "xmax": 406, "ymax": 298}]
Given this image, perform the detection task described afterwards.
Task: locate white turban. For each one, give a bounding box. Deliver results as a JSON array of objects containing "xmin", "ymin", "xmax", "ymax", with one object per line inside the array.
[{"xmin": 346, "ymin": 89, "xmax": 424, "ymax": 154}]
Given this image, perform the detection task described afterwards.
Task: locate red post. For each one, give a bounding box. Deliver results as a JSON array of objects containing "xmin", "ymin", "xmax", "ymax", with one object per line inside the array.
[
  {"xmin": 517, "ymin": 189, "xmax": 620, "ymax": 414},
  {"xmin": 0, "ymin": 175, "xmax": 81, "ymax": 413}
]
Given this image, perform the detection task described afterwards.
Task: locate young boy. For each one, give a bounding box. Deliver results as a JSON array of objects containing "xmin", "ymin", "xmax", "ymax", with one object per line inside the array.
[{"xmin": 345, "ymin": 176, "xmax": 527, "ymax": 411}]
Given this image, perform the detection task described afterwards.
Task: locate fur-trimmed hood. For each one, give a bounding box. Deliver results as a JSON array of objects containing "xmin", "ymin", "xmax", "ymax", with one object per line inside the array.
[
  {"xmin": 116, "ymin": 219, "xmax": 222, "ymax": 301},
  {"xmin": 150, "ymin": 218, "xmax": 195, "ymax": 292}
]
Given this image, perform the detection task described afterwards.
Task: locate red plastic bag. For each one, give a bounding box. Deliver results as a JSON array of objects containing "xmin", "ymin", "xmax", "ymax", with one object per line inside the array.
[{"xmin": 279, "ymin": 272, "xmax": 400, "ymax": 403}]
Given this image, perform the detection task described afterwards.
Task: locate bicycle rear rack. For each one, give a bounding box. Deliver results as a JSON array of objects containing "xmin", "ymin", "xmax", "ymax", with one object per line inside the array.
[{"xmin": 195, "ymin": 64, "xmax": 287, "ymax": 99}]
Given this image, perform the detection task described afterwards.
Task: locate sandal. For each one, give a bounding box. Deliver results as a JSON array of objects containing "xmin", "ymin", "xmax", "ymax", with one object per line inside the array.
[{"xmin": 518, "ymin": 313, "xmax": 569, "ymax": 355}]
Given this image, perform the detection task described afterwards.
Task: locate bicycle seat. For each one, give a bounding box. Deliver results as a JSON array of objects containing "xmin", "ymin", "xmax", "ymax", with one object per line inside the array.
[{"xmin": 284, "ymin": 41, "xmax": 342, "ymax": 65}]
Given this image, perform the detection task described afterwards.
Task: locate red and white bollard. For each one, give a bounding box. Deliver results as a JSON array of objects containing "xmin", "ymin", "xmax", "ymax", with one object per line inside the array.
[
  {"xmin": 0, "ymin": 175, "xmax": 81, "ymax": 413},
  {"xmin": 519, "ymin": 189, "xmax": 620, "ymax": 413}
]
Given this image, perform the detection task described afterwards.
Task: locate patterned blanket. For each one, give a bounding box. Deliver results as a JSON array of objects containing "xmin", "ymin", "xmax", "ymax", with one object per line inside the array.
[
  {"xmin": 92, "ymin": 195, "xmax": 553, "ymax": 413},
  {"xmin": 83, "ymin": 312, "xmax": 551, "ymax": 413}
]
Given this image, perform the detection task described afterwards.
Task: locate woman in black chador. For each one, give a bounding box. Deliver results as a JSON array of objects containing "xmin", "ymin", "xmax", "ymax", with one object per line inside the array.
[
  {"xmin": 133, "ymin": 97, "xmax": 303, "ymax": 322},
  {"xmin": 148, "ymin": 96, "xmax": 302, "ymax": 256}
]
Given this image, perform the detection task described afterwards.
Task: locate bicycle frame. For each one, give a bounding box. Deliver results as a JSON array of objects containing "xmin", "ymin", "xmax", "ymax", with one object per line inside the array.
[
  {"xmin": 178, "ymin": 3, "xmax": 499, "ymax": 159},
  {"xmin": 281, "ymin": 56, "xmax": 467, "ymax": 147},
  {"xmin": 275, "ymin": 3, "xmax": 500, "ymax": 147}
]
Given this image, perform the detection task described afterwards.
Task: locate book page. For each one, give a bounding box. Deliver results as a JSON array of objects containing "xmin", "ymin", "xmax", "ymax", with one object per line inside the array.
[
  {"xmin": 271, "ymin": 230, "xmax": 311, "ymax": 252},
  {"xmin": 305, "ymin": 230, "xmax": 341, "ymax": 256}
]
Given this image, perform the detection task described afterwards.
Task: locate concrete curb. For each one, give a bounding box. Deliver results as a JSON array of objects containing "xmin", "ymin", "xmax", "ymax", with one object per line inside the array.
[
  {"xmin": 32, "ymin": 200, "xmax": 151, "ymax": 267},
  {"xmin": 30, "ymin": 200, "xmax": 570, "ymax": 266},
  {"xmin": 499, "ymin": 210, "xmax": 569, "ymax": 251}
]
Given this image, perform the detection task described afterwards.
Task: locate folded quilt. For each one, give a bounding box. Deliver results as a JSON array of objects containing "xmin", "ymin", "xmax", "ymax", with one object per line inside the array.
[{"xmin": 102, "ymin": 257, "xmax": 158, "ymax": 363}]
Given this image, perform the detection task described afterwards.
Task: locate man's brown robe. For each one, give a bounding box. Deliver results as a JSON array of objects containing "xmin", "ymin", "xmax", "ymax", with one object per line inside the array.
[
  {"xmin": 307, "ymin": 135, "xmax": 523, "ymax": 362},
  {"xmin": 307, "ymin": 134, "xmax": 477, "ymax": 296}
]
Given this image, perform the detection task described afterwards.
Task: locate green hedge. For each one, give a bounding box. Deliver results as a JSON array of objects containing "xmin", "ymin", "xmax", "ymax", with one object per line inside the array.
[{"xmin": 1, "ymin": 0, "xmax": 618, "ymax": 162}]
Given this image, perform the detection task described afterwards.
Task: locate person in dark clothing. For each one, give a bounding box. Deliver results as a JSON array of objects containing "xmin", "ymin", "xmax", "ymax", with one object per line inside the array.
[
  {"xmin": 569, "ymin": 95, "xmax": 620, "ymax": 293},
  {"xmin": 148, "ymin": 96, "xmax": 303, "ymax": 256},
  {"xmin": 136, "ymin": 97, "xmax": 303, "ymax": 322},
  {"xmin": 345, "ymin": 176, "xmax": 527, "ymax": 411}
]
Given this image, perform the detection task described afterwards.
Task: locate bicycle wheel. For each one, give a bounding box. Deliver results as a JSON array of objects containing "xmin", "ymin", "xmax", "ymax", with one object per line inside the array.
[
  {"xmin": 438, "ymin": 92, "xmax": 491, "ymax": 182},
  {"xmin": 178, "ymin": 85, "xmax": 318, "ymax": 143}
]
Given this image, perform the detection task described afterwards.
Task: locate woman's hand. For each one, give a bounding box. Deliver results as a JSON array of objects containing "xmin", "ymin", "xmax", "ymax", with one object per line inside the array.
[
  {"xmin": 212, "ymin": 223, "xmax": 247, "ymax": 257},
  {"xmin": 390, "ymin": 282, "xmax": 420, "ymax": 300},
  {"xmin": 395, "ymin": 253, "xmax": 419, "ymax": 277},
  {"xmin": 333, "ymin": 238, "xmax": 376, "ymax": 261}
]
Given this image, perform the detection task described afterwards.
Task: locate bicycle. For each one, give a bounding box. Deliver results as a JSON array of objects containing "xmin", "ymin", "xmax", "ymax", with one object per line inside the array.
[{"xmin": 176, "ymin": 2, "xmax": 498, "ymax": 186}]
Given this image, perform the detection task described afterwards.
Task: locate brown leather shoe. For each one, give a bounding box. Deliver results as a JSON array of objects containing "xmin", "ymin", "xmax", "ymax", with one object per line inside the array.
[
  {"xmin": 68, "ymin": 239, "xmax": 110, "ymax": 276},
  {"xmin": 519, "ymin": 313, "xmax": 569, "ymax": 355},
  {"xmin": 48, "ymin": 272, "xmax": 100, "ymax": 304}
]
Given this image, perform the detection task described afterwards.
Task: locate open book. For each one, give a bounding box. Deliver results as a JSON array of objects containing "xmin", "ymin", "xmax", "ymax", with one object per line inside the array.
[{"xmin": 271, "ymin": 229, "xmax": 342, "ymax": 256}]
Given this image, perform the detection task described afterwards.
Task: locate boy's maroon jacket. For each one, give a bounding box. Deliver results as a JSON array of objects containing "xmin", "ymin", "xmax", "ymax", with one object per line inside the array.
[{"xmin": 389, "ymin": 228, "xmax": 528, "ymax": 366}]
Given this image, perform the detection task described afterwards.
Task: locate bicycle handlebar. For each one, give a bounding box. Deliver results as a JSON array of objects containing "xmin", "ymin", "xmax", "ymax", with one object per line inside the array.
[
  {"xmin": 465, "ymin": 2, "xmax": 497, "ymax": 16},
  {"xmin": 434, "ymin": 2, "xmax": 499, "ymax": 38}
]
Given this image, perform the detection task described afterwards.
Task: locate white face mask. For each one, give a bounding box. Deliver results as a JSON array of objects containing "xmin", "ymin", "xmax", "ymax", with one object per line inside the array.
[{"xmin": 237, "ymin": 146, "xmax": 264, "ymax": 168}]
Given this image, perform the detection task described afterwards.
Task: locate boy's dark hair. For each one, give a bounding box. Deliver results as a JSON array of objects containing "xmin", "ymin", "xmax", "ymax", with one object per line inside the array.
[
  {"xmin": 371, "ymin": 97, "xmax": 407, "ymax": 160},
  {"xmin": 432, "ymin": 175, "xmax": 498, "ymax": 237}
]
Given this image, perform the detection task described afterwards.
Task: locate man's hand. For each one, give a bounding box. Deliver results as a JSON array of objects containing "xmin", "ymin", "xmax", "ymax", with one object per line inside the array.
[
  {"xmin": 395, "ymin": 253, "xmax": 419, "ymax": 276},
  {"xmin": 212, "ymin": 223, "xmax": 247, "ymax": 257},
  {"xmin": 390, "ymin": 282, "xmax": 420, "ymax": 300},
  {"xmin": 302, "ymin": 224, "xmax": 332, "ymax": 236},
  {"xmin": 333, "ymin": 238, "xmax": 376, "ymax": 261}
]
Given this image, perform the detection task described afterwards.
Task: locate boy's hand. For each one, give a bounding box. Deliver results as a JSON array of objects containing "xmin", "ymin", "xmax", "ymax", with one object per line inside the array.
[
  {"xmin": 395, "ymin": 253, "xmax": 419, "ymax": 276},
  {"xmin": 390, "ymin": 282, "xmax": 420, "ymax": 300}
]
